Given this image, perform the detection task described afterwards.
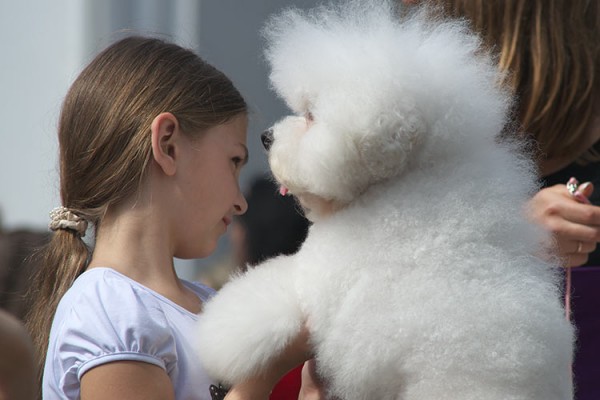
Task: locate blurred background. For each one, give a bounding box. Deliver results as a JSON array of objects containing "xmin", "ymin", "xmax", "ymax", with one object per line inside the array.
[{"xmin": 0, "ymin": 0, "xmax": 318, "ymax": 289}]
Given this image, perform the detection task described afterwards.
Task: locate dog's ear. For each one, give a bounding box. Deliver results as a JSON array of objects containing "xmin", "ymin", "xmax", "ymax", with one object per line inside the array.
[{"xmin": 358, "ymin": 108, "xmax": 425, "ymax": 181}]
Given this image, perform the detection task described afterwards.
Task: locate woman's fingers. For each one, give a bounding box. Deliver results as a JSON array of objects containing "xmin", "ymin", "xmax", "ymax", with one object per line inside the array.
[
  {"xmin": 559, "ymin": 240, "xmax": 596, "ymax": 267},
  {"xmin": 528, "ymin": 184, "xmax": 600, "ymax": 267}
]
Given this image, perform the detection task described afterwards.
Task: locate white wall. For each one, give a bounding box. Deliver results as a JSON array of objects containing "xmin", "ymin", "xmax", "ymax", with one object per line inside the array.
[
  {"xmin": 0, "ymin": 0, "xmax": 85, "ymax": 230},
  {"xmin": 0, "ymin": 0, "xmax": 206, "ymax": 231}
]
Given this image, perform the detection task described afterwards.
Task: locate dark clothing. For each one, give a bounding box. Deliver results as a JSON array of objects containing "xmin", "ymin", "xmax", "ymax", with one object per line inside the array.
[{"xmin": 569, "ymin": 266, "xmax": 600, "ymax": 400}]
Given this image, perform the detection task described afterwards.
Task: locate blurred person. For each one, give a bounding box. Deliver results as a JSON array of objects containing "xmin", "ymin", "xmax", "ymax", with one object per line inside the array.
[
  {"xmin": 0, "ymin": 225, "xmax": 50, "ymax": 320},
  {"xmin": 0, "ymin": 309, "xmax": 35, "ymax": 400},
  {"xmin": 233, "ymin": 175, "xmax": 310, "ymax": 269}
]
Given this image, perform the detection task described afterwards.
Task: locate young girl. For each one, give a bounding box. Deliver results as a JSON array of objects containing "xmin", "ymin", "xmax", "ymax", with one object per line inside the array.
[{"xmin": 25, "ymin": 36, "xmax": 309, "ymax": 400}]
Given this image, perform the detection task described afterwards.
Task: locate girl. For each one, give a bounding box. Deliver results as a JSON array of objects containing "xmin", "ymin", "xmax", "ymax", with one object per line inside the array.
[{"xmin": 25, "ymin": 36, "xmax": 309, "ymax": 400}]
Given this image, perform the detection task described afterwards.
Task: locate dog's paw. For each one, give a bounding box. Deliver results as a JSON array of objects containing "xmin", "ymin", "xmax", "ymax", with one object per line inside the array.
[{"xmin": 194, "ymin": 257, "xmax": 304, "ymax": 385}]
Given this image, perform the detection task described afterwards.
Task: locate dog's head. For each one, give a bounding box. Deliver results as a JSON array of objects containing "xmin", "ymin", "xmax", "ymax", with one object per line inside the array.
[
  {"xmin": 262, "ymin": 0, "xmax": 511, "ymax": 220},
  {"xmin": 261, "ymin": 98, "xmax": 424, "ymax": 220}
]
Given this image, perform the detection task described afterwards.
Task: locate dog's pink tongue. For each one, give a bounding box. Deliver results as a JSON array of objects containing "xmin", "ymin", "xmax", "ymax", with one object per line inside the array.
[{"xmin": 279, "ymin": 186, "xmax": 289, "ymax": 196}]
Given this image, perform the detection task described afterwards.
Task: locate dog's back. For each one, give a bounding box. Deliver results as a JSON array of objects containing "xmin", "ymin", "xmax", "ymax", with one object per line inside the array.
[{"xmin": 294, "ymin": 154, "xmax": 573, "ymax": 398}]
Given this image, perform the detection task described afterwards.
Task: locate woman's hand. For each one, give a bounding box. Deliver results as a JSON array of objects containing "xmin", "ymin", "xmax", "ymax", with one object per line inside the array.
[
  {"xmin": 225, "ymin": 326, "xmax": 312, "ymax": 400},
  {"xmin": 528, "ymin": 183, "xmax": 600, "ymax": 267}
]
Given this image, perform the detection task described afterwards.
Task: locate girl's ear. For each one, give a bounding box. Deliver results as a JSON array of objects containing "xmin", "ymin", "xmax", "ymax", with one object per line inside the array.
[{"xmin": 151, "ymin": 112, "xmax": 179, "ymax": 176}]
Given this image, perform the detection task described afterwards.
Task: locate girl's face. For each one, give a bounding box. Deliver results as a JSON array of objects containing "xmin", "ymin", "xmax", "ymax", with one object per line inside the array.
[{"xmin": 173, "ymin": 114, "xmax": 249, "ymax": 259}]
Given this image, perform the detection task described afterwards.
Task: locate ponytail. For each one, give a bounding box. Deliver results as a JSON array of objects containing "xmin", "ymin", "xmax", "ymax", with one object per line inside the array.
[{"xmin": 25, "ymin": 228, "xmax": 90, "ymax": 396}]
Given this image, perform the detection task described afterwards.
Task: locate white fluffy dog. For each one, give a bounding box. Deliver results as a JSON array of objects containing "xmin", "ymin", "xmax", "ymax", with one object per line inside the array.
[{"xmin": 195, "ymin": 1, "xmax": 574, "ymax": 399}]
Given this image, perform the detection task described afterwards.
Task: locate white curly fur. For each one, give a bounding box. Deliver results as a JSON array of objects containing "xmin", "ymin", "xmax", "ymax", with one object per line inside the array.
[{"xmin": 195, "ymin": 1, "xmax": 574, "ymax": 399}]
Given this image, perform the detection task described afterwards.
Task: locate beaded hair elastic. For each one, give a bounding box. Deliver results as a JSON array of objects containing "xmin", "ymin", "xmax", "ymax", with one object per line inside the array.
[{"xmin": 48, "ymin": 206, "xmax": 88, "ymax": 237}]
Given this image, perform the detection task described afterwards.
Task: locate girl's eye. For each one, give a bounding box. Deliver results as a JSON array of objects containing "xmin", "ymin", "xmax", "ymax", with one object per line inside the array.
[
  {"xmin": 306, "ymin": 112, "xmax": 314, "ymax": 122},
  {"xmin": 232, "ymin": 157, "xmax": 243, "ymax": 166}
]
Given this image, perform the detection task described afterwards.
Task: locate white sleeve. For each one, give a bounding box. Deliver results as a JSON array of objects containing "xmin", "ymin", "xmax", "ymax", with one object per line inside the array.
[{"xmin": 50, "ymin": 273, "xmax": 177, "ymax": 382}]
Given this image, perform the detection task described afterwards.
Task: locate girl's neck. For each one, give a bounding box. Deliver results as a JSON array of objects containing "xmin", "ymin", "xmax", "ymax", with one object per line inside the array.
[{"xmin": 88, "ymin": 200, "xmax": 202, "ymax": 314}]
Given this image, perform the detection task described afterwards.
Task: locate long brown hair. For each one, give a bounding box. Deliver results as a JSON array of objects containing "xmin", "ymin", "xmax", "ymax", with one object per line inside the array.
[
  {"xmin": 427, "ymin": 0, "xmax": 599, "ymax": 162},
  {"xmin": 25, "ymin": 36, "xmax": 247, "ymax": 392}
]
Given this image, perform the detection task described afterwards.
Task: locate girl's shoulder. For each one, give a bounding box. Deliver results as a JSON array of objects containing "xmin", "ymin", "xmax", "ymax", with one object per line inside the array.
[
  {"xmin": 50, "ymin": 267, "xmax": 216, "ymax": 345},
  {"xmin": 50, "ymin": 268, "xmax": 180, "ymax": 351},
  {"xmin": 61, "ymin": 267, "xmax": 215, "ymax": 315},
  {"xmin": 46, "ymin": 268, "xmax": 208, "ymax": 394}
]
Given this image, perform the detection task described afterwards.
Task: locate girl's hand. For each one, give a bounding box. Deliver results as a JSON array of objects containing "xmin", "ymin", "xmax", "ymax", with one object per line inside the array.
[
  {"xmin": 298, "ymin": 359, "xmax": 326, "ymax": 400},
  {"xmin": 225, "ymin": 326, "xmax": 312, "ymax": 400},
  {"xmin": 528, "ymin": 182, "xmax": 600, "ymax": 267}
]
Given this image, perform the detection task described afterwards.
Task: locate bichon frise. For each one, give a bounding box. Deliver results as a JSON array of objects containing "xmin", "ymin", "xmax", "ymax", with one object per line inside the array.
[{"xmin": 195, "ymin": 1, "xmax": 574, "ymax": 399}]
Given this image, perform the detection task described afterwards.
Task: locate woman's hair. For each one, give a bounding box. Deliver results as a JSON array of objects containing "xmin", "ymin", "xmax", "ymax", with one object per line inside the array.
[
  {"xmin": 429, "ymin": 0, "xmax": 599, "ymax": 162},
  {"xmin": 25, "ymin": 36, "xmax": 247, "ymax": 388}
]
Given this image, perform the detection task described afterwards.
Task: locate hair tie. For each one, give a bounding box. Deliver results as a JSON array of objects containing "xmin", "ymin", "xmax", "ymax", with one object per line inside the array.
[{"xmin": 49, "ymin": 206, "xmax": 88, "ymax": 237}]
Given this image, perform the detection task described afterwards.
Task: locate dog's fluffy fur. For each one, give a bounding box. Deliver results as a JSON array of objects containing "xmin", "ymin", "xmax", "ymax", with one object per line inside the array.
[{"xmin": 195, "ymin": 1, "xmax": 574, "ymax": 398}]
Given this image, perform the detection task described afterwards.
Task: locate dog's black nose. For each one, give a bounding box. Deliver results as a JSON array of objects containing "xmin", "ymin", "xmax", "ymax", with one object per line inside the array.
[{"xmin": 261, "ymin": 128, "xmax": 274, "ymax": 151}]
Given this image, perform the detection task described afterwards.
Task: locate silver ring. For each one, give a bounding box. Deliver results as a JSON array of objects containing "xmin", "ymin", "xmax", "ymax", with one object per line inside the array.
[
  {"xmin": 577, "ymin": 241, "xmax": 583, "ymax": 253},
  {"xmin": 567, "ymin": 177, "xmax": 579, "ymax": 197}
]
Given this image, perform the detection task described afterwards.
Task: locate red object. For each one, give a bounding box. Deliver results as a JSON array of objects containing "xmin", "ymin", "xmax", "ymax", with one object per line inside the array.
[{"xmin": 269, "ymin": 365, "xmax": 303, "ymax": 400}]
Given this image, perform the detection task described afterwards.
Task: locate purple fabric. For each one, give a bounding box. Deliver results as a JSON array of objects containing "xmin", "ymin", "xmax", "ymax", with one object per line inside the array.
[{"xmin": 570, "ymin": 266, "xmax": 600, "ymax": 400}]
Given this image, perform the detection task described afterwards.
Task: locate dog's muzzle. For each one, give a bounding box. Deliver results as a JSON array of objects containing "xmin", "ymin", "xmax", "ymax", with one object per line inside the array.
[{"xmin": 261, "ymin": 128, "xmax": 274, "ymax": 151}]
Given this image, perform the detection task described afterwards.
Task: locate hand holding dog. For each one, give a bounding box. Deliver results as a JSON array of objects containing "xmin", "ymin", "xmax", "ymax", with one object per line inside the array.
[
  {"xmin": 298, "ymin": 360, "xmax": 327, "ymax": 400},
  {"xmin": 528, "ymin": 182, "xmax": 600, "ymax": 267}
]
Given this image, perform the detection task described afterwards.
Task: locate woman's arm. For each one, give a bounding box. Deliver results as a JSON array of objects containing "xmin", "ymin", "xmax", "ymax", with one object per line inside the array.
[{"xmin": 80, "ymin": 361, "xmax": 175, "ymax": 400}]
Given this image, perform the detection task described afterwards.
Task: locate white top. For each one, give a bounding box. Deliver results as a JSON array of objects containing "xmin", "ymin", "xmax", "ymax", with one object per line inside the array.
[{"xmin": 43, "ymin": 267, "xmax": 216, "ymax": 400}]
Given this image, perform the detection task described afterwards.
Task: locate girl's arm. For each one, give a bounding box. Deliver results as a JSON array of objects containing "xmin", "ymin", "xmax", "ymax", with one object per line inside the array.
[
  {"xmin": 80, "ymin": 361, "xmax": 175, "ymax": 400},
  {"xmin": 298, "ymin": 360, "xmax": 326, "ymax": 400}
]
